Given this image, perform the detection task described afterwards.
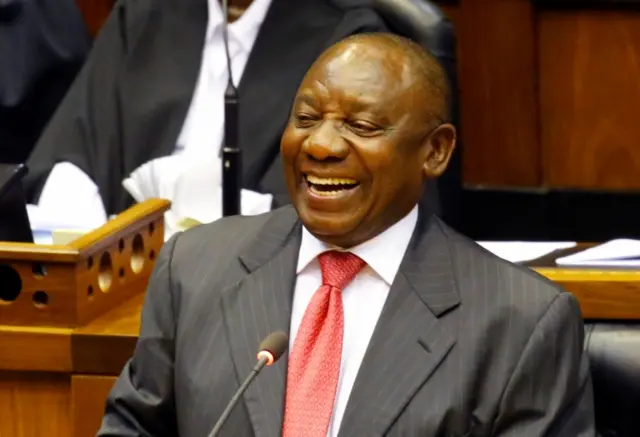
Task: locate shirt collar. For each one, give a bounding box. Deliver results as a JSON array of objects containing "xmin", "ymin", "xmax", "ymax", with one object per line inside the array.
[
  {"xmin": 297, "ymin": 206, "xmax": 419, "ymax": 285},
  {"xmin": 206, "ymin": 0, "xmax": 273, "ymax": 48}
]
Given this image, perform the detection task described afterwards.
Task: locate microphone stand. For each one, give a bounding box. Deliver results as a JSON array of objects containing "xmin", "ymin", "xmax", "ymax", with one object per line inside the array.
[{"xmin": 221, "ymin": 0, "xmax": 241, "ymax": 217}]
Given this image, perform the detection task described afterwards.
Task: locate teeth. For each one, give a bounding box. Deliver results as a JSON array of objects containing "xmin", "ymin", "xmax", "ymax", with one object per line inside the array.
[
  {"xmin": 309, "ymin": 186, "xmax": 344, "ymax": 197},
  {"xmin": 306, "ymin": 175, "xmax": 357, "ymax": 185}
]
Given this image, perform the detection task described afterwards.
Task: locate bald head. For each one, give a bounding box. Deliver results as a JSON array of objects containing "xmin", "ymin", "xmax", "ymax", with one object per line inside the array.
[{"xmin": 310, "ymin": 32, "xmax": 451, "ymax": 124}]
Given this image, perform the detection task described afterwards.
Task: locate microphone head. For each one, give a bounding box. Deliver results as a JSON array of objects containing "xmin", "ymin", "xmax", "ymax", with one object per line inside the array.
[{"xmin": 256, "ymin": 331, "xmax": 289, "ymax": 366}]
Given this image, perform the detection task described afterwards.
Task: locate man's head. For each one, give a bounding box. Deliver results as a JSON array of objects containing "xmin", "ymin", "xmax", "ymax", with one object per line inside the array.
[{"xmin": 280, "ymin": 33, "xmax": 457, "ymax": 248}]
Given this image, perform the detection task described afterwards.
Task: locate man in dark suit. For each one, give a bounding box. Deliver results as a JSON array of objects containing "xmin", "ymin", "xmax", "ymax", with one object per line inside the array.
[
  {"xmin": 0, "ymin": 0, "xmax": 90, "ymax": 164},
  {"xmin": 98, "ymin": 34, "xmax": 594, "ymax": 436},
  {"xmin": 23, "ymin": 0, "xmax": 392, "ymax": 225}
]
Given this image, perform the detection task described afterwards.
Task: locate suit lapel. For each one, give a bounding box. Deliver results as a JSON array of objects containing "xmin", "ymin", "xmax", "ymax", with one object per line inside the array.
[
  {"xmin": 237, "ymin": 0, "xmax": 341, "ymax": 187},
  {"xmin": 338, "ymin": 215, "xmax": 461, "ymax": 437},
  {"xmin": 221, "ymin": 206, "xmax": 301, "ymax": 437}
]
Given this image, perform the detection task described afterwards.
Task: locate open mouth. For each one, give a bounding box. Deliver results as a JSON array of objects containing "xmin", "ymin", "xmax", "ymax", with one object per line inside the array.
[{"xmin": 304, "ymin": 174, "xmax": 360, "ymax": 197}]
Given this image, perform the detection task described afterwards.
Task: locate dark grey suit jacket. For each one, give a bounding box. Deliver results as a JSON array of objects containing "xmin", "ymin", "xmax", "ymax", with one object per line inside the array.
[{"xmin": 98, "ymin": 206, "xmax": 595, "ymax": 436}]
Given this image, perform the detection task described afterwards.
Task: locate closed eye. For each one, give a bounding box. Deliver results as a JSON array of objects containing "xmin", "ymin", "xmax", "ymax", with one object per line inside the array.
[
  {"xmin": 294, "ymin": 113, "xmax": 319, "ymax": 128},
  {"xmin": 348, "ymin": 120, "xmax": 383, "ymax": 137}
]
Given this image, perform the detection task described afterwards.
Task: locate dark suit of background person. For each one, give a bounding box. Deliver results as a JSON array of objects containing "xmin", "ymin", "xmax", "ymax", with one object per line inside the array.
[
  {"xmin": 22, "ymin": 0, "xmax": 392, "ymax": 216},
  {"xmin": 97, "ymin": 34, "xmax": 594, "ymax": 437},
  {"xmin": 0, "ymin": 0, "xmax": 90, "ymax": 164}
]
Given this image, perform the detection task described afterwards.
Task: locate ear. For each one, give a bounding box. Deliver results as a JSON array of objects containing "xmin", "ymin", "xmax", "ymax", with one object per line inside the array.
[{"xmin": 422, "ymin": 123, "xmax": 457, "ymax": 179}]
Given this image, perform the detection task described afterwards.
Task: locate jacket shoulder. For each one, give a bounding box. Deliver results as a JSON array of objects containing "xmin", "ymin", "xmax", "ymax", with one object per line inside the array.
[
  {"xmin": 437, "ymin": 219, "xmax": 568, "ymax": 318},
  {"xmin": 170, "ymin": 206, "xmax": 295, "ymax": 264}
]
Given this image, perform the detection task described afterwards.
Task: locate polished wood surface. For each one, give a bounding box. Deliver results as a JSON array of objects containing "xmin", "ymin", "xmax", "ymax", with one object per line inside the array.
[
  {"xmin": 536, "ymin": 268, "xmax": 640, "ymax": 319},
  {"xmin": 0, "ymin": 199, "xmax": 170, "ymax": 328},
  {"xmin": 539, "ymin": 10, "xmax": 640, "ymax": 190},
  {"xmin": 0, "ymin": 200, "xmax": 168, "ymax": 373},
  {"xmin": 457, "ymin": 0, "xmax": 540, "ymax": 187},
  {"xmin": 72, "ymin": 375, "xmax": 116, "ymax": 437},
  {"xmin": 72, "ymin": 293, "xmax": 143, "ymax": 374},
  {"xmin": 0, "ymin": 326, "xmax": 72, "ymax": 372},
  {"xmin": 0, "ymin": 372, "xmax": 72, "ymax": 437}
]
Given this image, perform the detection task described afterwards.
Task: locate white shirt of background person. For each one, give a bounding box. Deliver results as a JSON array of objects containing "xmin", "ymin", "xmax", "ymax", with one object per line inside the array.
[{"xmin": 32, "ymin": 0, "xmax": 273, "ymax": 231}]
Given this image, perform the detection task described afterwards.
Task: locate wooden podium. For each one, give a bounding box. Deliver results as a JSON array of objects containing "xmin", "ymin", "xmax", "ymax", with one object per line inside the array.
[{"xmin": 0, "ymin": 199, "xmax": 170, "ymax": 437}]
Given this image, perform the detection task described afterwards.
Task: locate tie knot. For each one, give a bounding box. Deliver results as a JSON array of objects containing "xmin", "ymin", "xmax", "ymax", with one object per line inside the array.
[{"xmin": 318, "ymin": 250, "xmax": 366, "ymax": 289}]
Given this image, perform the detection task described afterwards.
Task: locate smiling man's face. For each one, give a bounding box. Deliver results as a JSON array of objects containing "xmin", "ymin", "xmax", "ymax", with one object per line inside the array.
[{"xmin": 280, "ymin": 35, "xmax": 455, "ymax": 248}]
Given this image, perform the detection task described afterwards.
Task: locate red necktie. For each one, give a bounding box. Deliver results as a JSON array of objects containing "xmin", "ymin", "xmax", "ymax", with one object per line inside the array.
[{"xmin": 282, "ymin": 251, "xmax": 366, "ymax": 437}]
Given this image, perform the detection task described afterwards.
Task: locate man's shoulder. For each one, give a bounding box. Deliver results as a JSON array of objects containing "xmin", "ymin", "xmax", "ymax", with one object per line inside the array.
[
  {"xmin": 170, "ymin": 206, "xmax": 297, "ymax": 263},
  {"xmin": 437, "ymin": 219, "xmax": 568, "ymax": 315}
]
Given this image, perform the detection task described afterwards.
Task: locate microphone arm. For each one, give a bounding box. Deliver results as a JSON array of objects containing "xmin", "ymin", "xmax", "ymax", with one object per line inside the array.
[
  {"xmin": 207, "ymin": 356, "xmax": 269, "ymax": 437},
  {"xmin": 221, "ymin": 0, "xmax": 241, "ymax": 217},
  {"xmin": 207, "ymin": 331, "xmax": 288, "ymax": 437}
]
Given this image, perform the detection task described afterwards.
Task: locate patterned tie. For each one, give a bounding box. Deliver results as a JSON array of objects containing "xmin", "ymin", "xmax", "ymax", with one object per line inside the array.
[{"xmin": 282, "ymin": 250, "xmax": 366, "ymax": 437}]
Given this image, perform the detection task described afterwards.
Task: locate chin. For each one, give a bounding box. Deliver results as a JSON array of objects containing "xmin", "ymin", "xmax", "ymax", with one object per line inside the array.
[{"xmin": 296, "ymin": 206, "xmax": 362, "ymax": 246}]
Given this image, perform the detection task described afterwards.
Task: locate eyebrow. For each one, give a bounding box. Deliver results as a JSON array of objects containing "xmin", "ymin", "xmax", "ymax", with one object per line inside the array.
[{"xmin": 294, "ymin": 94, "xmax": 318, "ymax": 108}]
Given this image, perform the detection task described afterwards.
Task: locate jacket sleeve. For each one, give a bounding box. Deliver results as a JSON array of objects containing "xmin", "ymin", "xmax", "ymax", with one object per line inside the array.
[
  {"xmin": 97, "ymin": 233, "xmax": 182, "ymax": 437},
  {"xmin": 492, "ymin": 293, "xmax": 596, "ymax": 436}
]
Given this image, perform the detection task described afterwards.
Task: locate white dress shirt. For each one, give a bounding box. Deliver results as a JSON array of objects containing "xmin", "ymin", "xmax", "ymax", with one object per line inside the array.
[
  {"xmin": 33, "ymin": 0, "xmax": 273, "ymax": 228},
  {"xmin": 291, "ymin": 206, "xmax": 419, "ymax": 437}
]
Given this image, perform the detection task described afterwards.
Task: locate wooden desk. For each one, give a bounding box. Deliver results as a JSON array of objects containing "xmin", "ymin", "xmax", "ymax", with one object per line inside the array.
[
  {"xmin": 3, "ymin": 263, "xmax": 640, "ymax": 436},
  {"xmin": 0, "ymin": 199, "xmax": 169, "ymax": 437}
]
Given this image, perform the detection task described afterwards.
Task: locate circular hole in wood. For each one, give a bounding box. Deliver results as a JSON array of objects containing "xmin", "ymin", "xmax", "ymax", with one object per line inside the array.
[
  {"xmin": 33, "ymin": 291, "xmax": 49, "ymax": 308},
  {"xmin": 0, "ymin": 264, "xmax": 21, "ymax": 304},
  {"xmin": 131, "ymin": 234, "xmax": 145, "ymax": 274},
  {"xmin": 149, "ymin": 222, "xmax": 155, "ymax": 236},
  {"xmin": 87, "ymin": 285, "xmax": 94, "ymax": 299},
  {"xmin": 32, "ymin": 263, "xmax": 47, "ymax": 278},
  {"xmin": 118, "ymin": 238, "xmax": 125, "ymax": 253},
  {"xmin": 149, "ymin": 249, "xmax": 156, "ymax": 261},
  {"xmin": 98, "ymin": 252, "xmax": 113, "ymax": 292},
  {"xmin": 87, "ymin": 256, "xmax": 94, "ymax": 270},
  {"xmin": 119, "ymin": 267, "xmax": 125, "ymax": 280}
]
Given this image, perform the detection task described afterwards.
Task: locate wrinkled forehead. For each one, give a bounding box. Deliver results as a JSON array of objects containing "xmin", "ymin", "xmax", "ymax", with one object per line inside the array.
[{"xmin": 297, "ymin": 43, "xmax": 414, "ymax": 105}]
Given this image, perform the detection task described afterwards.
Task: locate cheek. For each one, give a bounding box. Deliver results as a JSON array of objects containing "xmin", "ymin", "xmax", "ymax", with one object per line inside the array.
[
  {"xmin": 358, "ymin": 145, "xmax": 404, "ymax": 181},
  {"xmin": 362, "ymin": 148, "xmax": 423, "ymax": 197},
  {"xmin": 280, "ymin": 127, "xmax": 304, "ymax": 161}
]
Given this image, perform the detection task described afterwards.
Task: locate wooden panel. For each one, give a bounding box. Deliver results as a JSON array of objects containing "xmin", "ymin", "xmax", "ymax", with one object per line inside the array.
[
  {"xmin": 72, "ymin": 293, "xmax": 143, "ymax": 374},
  {"xmin": 75, "ymin": 0, "xmax": 116, "ymax": 38},
  {"xmin": 0, "ymin": 327, "xmax": 72, "ymax": 372},
  {"xmin": 0, "ymin": 372, "xmax": 72, "ymax": 437},
  {"xmin": 457, "ymin": 0, "xmax": 540, "ymax": 187},
  {"xmin": 72, "ymin": 375, "xmax": 116, "ymax": 437},
  {"xmin": 536, "ymin": 268, "xmax": 640, "ymax": 319},
  {"xmin": 539, "ymin": 11, "xmax": 640, "ymax": 190},
  {"xmin": 0, "ymin": 199, "xmax": 169, "ymax": 329}
]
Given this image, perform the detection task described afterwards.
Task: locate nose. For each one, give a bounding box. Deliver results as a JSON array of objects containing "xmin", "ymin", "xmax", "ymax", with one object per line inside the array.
[{"xmin": 302, "ymin": 120, "xmax": 349, "ymax": 162}]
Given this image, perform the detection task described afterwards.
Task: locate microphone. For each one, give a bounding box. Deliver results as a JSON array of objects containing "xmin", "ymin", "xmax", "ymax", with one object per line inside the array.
[
  {"xmin": 221, "ymin": 0, "xmax": 241, "ymax": 217},
  {"xmin": 207, "ymin": 331, "xmax": 289, "ymax": 437}
]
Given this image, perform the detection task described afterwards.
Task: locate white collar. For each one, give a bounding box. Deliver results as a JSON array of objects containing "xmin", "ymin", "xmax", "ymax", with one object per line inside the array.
[
  {"xmin": 297, "ymin": 206, "xmax": 419, "ymax": 285},
  {"xmin": 206, "ymin": 0, "xmax": 273, "ymax": 48}
]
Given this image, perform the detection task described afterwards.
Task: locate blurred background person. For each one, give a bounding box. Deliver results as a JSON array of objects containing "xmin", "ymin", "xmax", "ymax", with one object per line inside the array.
[
  {"xmin": 22, "ymin": 0, "xmax": 395, "ymax": 232},
  {"xmin": 0, "ymin": 0, "xmax": 90, "ymax": 165}
]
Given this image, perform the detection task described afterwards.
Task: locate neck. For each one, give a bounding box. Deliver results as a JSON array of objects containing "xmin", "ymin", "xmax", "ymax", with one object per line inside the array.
[
  {"xmin": 222, "ymin": 0, "xmax": 253, "ymax": 9},
  {"xmin": 220, "ymin": 0, "xmax": 252, "ymax": 22}
]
